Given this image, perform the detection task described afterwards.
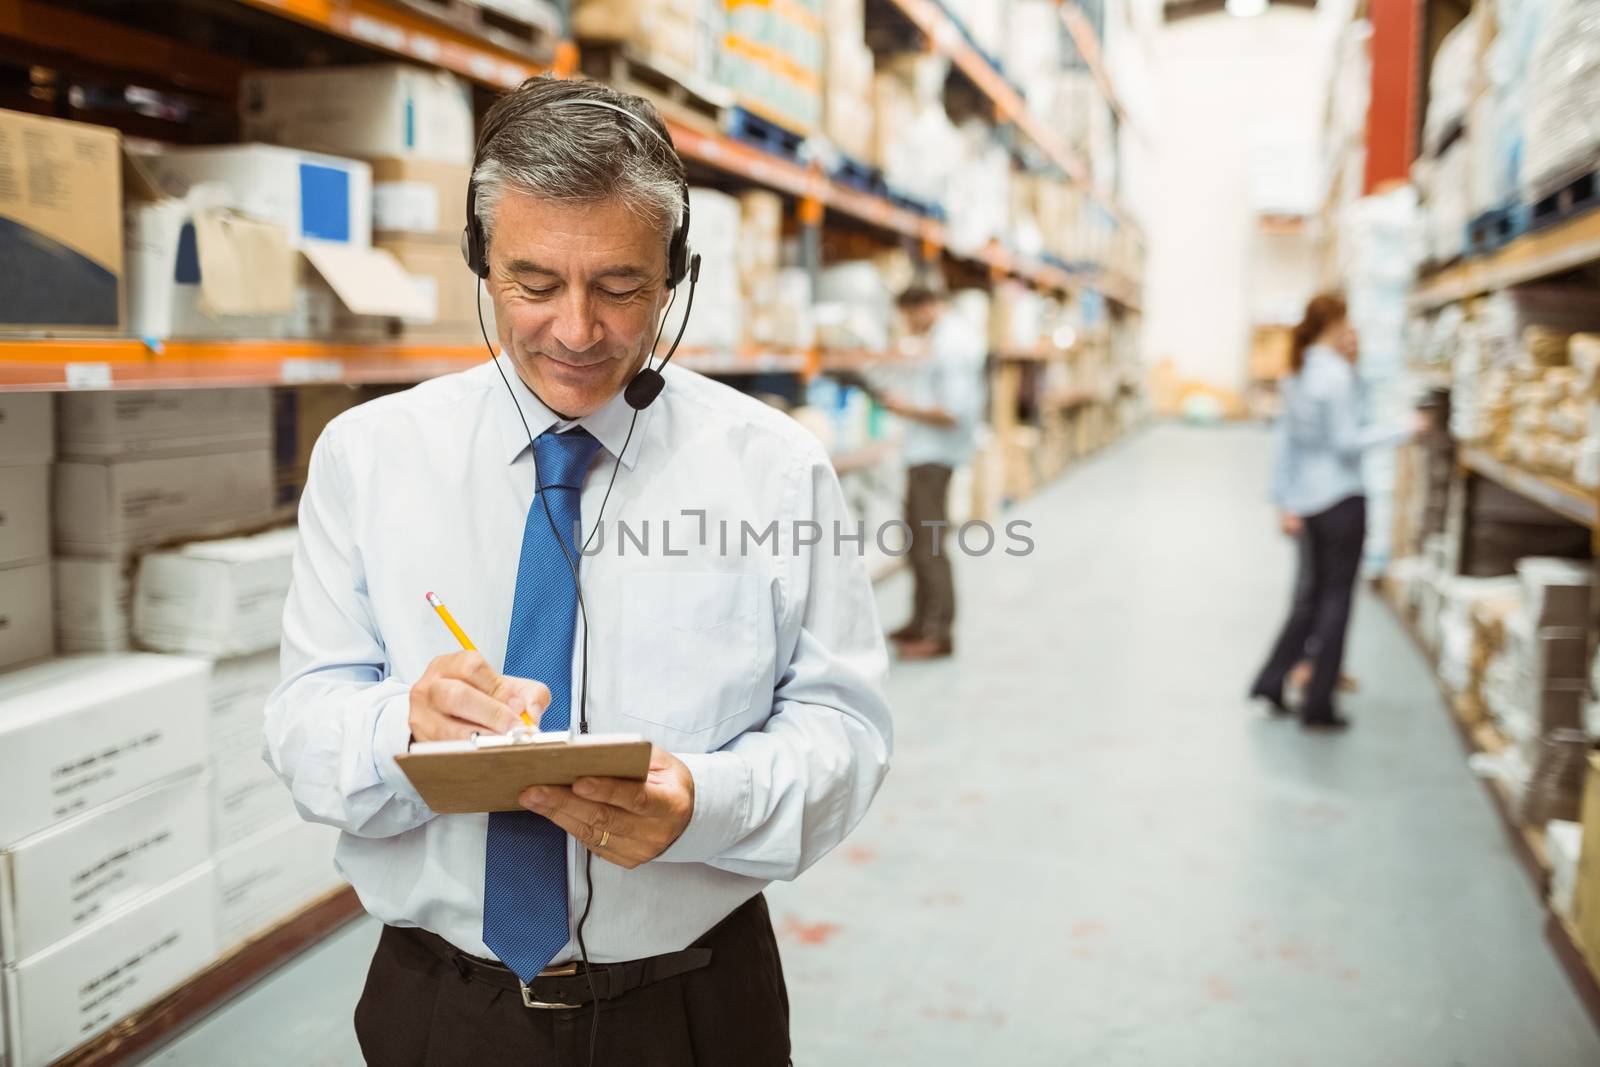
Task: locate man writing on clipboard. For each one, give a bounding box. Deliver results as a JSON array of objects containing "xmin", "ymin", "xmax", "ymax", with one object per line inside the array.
[{"xmin": 265, "ymin": 77, "xmax": 893, "ymax": 1065}]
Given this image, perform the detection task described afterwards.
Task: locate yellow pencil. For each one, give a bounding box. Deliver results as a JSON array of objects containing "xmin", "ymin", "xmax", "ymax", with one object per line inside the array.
[{"xmin": 425, "ymin": 591, "xmax": 534, "ymax": 730}]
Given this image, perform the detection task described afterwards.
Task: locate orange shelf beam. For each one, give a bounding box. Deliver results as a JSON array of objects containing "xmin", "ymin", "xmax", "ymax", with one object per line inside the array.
[{"xmin": 232, "ymin": 0, "xmax": 544, "ymax": 89}]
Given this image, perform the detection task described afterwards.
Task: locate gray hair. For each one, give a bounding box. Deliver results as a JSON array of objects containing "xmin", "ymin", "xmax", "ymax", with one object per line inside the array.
[{"xmin": 472, "ymin": 77, "xmax": 685, "ymax": 258}]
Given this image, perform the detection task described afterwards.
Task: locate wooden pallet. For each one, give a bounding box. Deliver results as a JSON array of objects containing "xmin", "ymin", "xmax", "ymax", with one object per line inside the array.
[
  {"xmin": 1530, "ymin": 162, "xmax": 1600, "ymax": 233},
  {"xmin": 55, "ymin": 888, "xmax": 364, "ymax": 1067},
  {"xmin": 724, "ymin": 106, "xmax": 809, "ymax": 162},
  {"xmin": 577, "ymin": 45, "xmax": 729, "ymax": 136},
  {"xmin": 390, "ymin": 0, "xmax": 562, "ymax": 63},
  {"xmin": 831, "ymin": 154, "xmax": 887, "ymax": 197},
  {"xmin": 1465, "ymin": 203, "xmax": 1530, "ymax": 257}
]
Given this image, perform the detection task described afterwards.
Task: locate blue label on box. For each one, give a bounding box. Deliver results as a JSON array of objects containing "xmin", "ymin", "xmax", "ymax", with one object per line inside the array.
[
  {"xmin": 299, "ymin": 162, "xmax": 351, "ymax": 243},
  {"xmin": 174, "ymin": 222, "xmax": 201, "ymax": 283}
]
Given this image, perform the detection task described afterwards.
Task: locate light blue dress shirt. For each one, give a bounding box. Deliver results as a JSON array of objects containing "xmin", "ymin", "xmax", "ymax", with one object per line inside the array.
[
  {"xmin": 1271, "ymin": 345, "xmax": 1411, "ymax": 517},
  {"xmin": 264, "ymin": 356, "xmax": 893, "ymax": 964}
]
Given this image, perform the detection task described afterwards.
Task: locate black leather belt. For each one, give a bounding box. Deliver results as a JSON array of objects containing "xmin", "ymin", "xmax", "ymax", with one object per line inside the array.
[{"xmin": 408, "ymin": 927, "xmax": 714, "ymax": 1010}]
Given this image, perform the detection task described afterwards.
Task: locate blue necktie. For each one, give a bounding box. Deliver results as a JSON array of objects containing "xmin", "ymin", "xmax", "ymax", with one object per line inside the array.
[{"xmin": 484, "ymin": 426, "xmax": 603, "ymax": 983}]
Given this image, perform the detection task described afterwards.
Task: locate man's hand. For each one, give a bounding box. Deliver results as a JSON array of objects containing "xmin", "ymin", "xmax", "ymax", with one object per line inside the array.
[
  {"xmin": 408, "ymin": 651, "xmax": 550, "ymax": 743},
  {"xmin": 1280, "ymin": 511, "xmax": 1304, "ymax": 537},
  {"xmin": 519, "ymin": 746, "xmax": 695, "ymax": 870}
]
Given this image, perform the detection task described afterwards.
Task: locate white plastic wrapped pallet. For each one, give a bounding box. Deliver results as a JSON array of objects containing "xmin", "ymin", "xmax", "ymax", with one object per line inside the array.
[{"xmin": 1521, "ymin": 0, "xmax": 1600, "ymax": 196}]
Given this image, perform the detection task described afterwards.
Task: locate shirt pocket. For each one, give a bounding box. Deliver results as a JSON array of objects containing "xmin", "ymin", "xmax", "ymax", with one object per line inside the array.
[{"xmin": 617, "ymin": 571, "xmax": 767, "ymax": 744}]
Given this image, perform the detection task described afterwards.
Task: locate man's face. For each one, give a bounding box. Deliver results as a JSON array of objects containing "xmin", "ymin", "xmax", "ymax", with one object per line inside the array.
[{"xmin": 487, "ymin": 191, "xmax": 671, "ymax": 418}]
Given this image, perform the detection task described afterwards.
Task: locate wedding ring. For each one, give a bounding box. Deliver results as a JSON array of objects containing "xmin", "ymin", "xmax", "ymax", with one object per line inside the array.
[{"xmin": 599, "ymin": 830, "xmax": 610, "ymax": 848}]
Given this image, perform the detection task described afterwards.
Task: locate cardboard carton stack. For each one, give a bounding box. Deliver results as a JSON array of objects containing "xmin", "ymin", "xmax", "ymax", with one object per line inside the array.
[
  {"xmin": 0, "ymin": 655, "xmax": 215, "ymax": 1067},
  {"xmin": 241, "ymin": 64, "xmax": 482, "ymax": 345},
  {"xmin": 0, "ymin": 395, "xmax": 54, "ymax": 672},
  {"xmin": 821, "ymin": 0, "xmax": 875, "ymax": 162},
  {"xmin": 573, "ymin": 0, "xmax": 722, "ymax": 78},
  {"xmin": 718, "ymin": 0, "xmax": 824, "ymax": 137},
  {"xmin": 129, "ymin": 524, "xmax": 342, "ymax": 941},
  {"xmin": 0, "ymin": 110, "xmax": 125, "ymax": 336}
]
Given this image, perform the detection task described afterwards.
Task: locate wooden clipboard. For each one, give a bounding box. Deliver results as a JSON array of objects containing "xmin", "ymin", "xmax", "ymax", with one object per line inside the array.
[{"xmin": 395, "ymin": 737, "xmax": 652, "ymax": 814}]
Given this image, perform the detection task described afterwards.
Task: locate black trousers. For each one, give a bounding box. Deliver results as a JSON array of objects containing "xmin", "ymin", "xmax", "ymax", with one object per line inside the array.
[
  {"xmin": 905, "ymin": 463, "xmax": 955, "ymax": 642},
  {"xmin": 354, "ymin": 894, "xmax": 790, "ymax": 1067},
  {"xmin": 1253, "ymin": 495, "xmax": 1367, "ymax": 721}
]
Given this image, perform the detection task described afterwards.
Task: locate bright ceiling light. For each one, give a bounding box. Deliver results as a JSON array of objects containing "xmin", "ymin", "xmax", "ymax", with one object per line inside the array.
[{"xmin": 1226, "ymin": 0, "xmax": 1268, "ymax": 15}]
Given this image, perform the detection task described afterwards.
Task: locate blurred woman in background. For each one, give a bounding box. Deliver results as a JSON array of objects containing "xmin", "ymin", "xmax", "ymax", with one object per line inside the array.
[{"xmin": 1249, "ymin": 293, "xmax": 1424, "ymax": 730}]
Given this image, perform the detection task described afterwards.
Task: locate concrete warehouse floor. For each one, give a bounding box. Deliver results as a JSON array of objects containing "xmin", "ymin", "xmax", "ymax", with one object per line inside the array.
[{"xmin": 141, "ymin": 423, "xmax": 1600, "ymax": 1066}]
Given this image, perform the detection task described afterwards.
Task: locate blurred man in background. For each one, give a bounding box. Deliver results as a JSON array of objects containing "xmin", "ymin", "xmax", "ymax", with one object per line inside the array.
[{"xmin": 880, "ymin": 287, "xmax": 987, "ymax": 661}]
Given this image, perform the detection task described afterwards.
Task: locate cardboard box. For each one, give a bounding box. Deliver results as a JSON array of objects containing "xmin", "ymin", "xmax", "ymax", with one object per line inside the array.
[
  {"xmin": 242, "ymin": 65, "xmax": 474, "ymax": 166},
  {"xmin": 57, "ymin": 389, "xmax": 271, "ymax": 461},
  {"xmin": 215, "ymin": 817, "xmax": 341, "ymax": 952},
  {"xmin": 0, "ymin": 563, "xmax": 52, "ymax": 672},
  {"xmin": 371, "ymin": 158, "xmax": 472, "ymax": 240},
  {"xmin": 0, "ymin": 655, "xmax": 208, "ymax": 846},
  {"xmin": 0, "ymin": 465, "xmax": 47, "ymax": 568},
  {"xmin": 1574, "ymin": 753, "xmax": 1600, "ymax": 982},
  {"xmin": 126, "ymin": 199, "xmax": 299, "ymax": 342},
  {"xmin": 2, "ymin": 863, "xmax": 217, "ymax": 1067},
  {"xmin": 0, "ymin": 110, "xmax": 123, "ymax": 333},
  {"xmin": 0, "ymin": 395, "xmax": 54, "ymax": 465},
  {"xmin": 132, "ymin": 527, "xmax": 297, "ymax": 658},
  {"xmin": 0, "ymin": 773, "xmax": 209, "ymax": 963},
  {"xmin": 53, "ymin": 557, "xmax": 132, "ymax": 653},
  {"xmin": 139, "ymin": 144, "xmax": 373, "ymax": 248},
  {"xmin": 273, "ymin": 385, "xmax": 360, "ymax": 509},
  {"xmin": 52, "ymin": 449, "xmax": 274, "ymax": 556},
  {"xmin": 206, "ymin": 652, "xmax": 292, "ymax": 849},
  {"xmin": 374, "ymin": 236, "xmax": 480, "ymax": 340}
]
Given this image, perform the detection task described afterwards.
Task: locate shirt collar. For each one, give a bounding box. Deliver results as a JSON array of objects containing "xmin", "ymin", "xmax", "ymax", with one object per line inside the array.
[{"xmin": 486, "ymin": 353, "xmax": 651, "ymax": 470}]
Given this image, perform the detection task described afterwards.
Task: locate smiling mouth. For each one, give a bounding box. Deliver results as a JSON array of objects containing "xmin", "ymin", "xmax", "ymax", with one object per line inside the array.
[{"xmin": 542, "ymin": 352, "xmax": 609, "ymax": 371}]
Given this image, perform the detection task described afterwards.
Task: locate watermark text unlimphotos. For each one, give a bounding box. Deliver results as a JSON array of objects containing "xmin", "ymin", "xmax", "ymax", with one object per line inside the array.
[{"xmin": 569, "ymin": 511, "xmax": 1035, "ymax": 559}]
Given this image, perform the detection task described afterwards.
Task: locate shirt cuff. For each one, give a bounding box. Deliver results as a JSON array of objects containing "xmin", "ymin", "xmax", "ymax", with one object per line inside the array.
[
  {"xmin": 374, "ymin": 692, "xmax": 425, "ymax": 805},
  {"xmin": 655, "ymin": 751, "xmax": 751, "ymax": 864}
]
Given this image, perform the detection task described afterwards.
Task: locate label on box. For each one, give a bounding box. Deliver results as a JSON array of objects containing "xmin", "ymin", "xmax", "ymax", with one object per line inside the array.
[
  {"xmin": 216, "ymin": 818, "xmax": 340, "ymax": 950},
  {"xmin": 3, "ymin": 863, "xmax": 217, "ymax": 1067},
  {"xmin": 1, "ymin": 773, "xmax": 210, "ymax": 963},
  {"xmin": 0, "ymin": 563, "xmax": 53, "ymax": 673},
  {"xmin": 0, "ymin": 655, "xmax": 209, "ymax": 846},
  {"xmin": 374, "ymin": 181, "xmax": 440, "ymax": 234}
]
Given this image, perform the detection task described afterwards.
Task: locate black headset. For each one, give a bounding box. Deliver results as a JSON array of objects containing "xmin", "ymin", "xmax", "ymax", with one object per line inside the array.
[{"xmin": 462, "ymin": 95, "xmax": 701, "ymax": 411}]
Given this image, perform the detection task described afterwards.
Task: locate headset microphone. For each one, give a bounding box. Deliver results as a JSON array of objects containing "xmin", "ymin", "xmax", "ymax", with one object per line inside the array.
[{"xmin": 624, "ymin": 253, "xmax": 701, "ymax": 411}]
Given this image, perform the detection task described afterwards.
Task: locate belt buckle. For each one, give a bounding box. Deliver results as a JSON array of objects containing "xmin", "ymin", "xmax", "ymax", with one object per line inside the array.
[{"xmin": 520, "ymin": 962, "xmax": 580, "ymax": 1010}]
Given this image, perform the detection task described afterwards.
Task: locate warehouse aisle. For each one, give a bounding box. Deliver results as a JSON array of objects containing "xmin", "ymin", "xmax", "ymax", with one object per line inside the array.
[{"xmin": 142, "ymin": 424, "xmax": 1600, "ymax": 1067}]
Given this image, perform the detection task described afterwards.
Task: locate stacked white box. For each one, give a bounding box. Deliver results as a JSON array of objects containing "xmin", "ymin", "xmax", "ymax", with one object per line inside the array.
[
  {"xmin": 53, "ymin": 389, "xmax": 276, "ymax": 561},
  {"xmin": 215, "ymin": 817, "xmax": 341, "ymax": 952},
  {"xmin": 0, "ymin": 655, "xmax": 209, "ymax": 845},
  {"xmin": 132, "ymin": 527, "xmax": 298, "ymax": 657},
  {"xmin": 207, "ymin": 652, "xmax": 294, "ymax": 849},
  {"xmin": 139, "ymin": 145, "xmax": 373, "ymax": 249},
  {"xmin": 2, "ymin": 864, "xmax": 217, "ymax": 1067},
  {"xmin": 241, "ymin": 65, "xmax": 475, "ymax": 166},
  {"xmin": 0, "ymin": 773, "xmax": 209, "ymax": 963},
  {"xmin": 52, "ymin": 557, "xmax": 133, "ymax": 653},
  {"xmin": 0, "ymin": 394, "xmax": 55, "ymax": 672}
]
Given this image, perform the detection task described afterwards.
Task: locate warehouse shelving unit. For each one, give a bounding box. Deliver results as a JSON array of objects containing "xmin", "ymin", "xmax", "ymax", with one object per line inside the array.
[
  {"xmin": 0, "ymin": 4, "xmax": 1146, "ymax": 1061},
  {"xmin": 1410, "ymin": 208, "xmax": 1600, "ymax": 313},
  {"xmin": 1363, "ymin": 0, "xmax": 1600, "ymax": 1023}
]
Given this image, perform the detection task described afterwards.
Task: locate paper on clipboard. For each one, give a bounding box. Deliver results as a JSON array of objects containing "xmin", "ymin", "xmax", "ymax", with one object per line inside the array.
[{"xmin": 395, "ymin": 732, "xmax": 652, "ymax": 814}]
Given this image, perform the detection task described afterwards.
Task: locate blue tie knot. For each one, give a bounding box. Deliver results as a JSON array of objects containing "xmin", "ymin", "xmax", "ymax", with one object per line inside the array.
[{"xmin": 533, "ymin": 427, "xmax": 603, "ymax": 491}]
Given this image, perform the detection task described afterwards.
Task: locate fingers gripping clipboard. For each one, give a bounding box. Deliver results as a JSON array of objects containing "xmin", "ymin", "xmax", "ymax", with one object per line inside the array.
[{"xmin": 395, "ymin": 732, "xmax": 652, "ymax": 814}]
